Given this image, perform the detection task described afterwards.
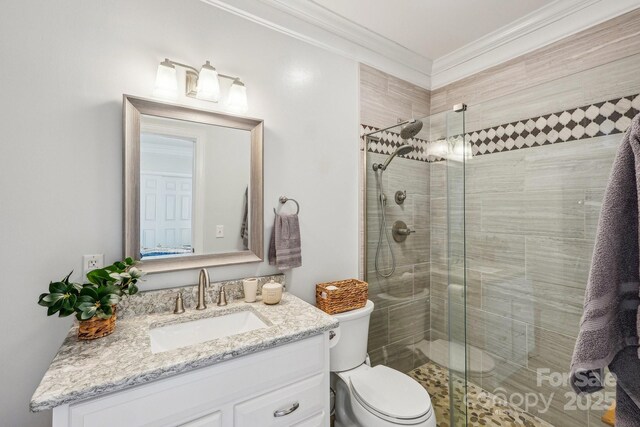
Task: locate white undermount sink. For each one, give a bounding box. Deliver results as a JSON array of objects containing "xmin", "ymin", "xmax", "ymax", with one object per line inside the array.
[{"xmin": 149, "ymin": 310, "xmax": 269, "ymax": 354}]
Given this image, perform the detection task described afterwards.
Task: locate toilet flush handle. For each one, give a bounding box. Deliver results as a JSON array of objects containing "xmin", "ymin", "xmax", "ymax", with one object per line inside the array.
[{"xmin": 329, "ymin": 327, "xmax": 340, "ymax": 348}]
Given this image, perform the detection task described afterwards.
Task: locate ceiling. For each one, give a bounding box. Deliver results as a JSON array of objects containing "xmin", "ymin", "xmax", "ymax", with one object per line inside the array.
[
  {"xmin": 203, "ymin": 0, "xmax": 640, "ymax": 89},
  {"xmin": 313, "ymin": 0, "xmax": 555, "ymax": 60}
]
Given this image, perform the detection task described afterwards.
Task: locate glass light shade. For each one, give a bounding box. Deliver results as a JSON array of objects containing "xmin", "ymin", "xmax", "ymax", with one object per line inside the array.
[
  {"xmin": 448, "ymin": 138, "xmax": 472, "ymax": 162},
  {"xmin": 196, "ymin": 61, "xmax": 220, "ymax": 102},
  {"xmin": 427, "ymin": 139, "xmax": 448, "ymax": 159},
  {"xmin": 227, "ymin": 79, "xmax": 248, "ymax": 113},
  {"xmin": 154, "ymin": 59, "xmax": 178, "ymax": 99}
]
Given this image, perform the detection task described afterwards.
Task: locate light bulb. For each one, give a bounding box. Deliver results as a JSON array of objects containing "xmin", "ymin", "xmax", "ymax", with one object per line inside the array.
[
  {"xmin": 153, "ymin": 59, "xmax": 178, "ymax": 100},
  {"xmin": 227, "ymin": 79, "xmax": 248, "ymax": 113},
  {"xmin": 196, "ymin": 61, "xmax": 220, "ymax": 102}
]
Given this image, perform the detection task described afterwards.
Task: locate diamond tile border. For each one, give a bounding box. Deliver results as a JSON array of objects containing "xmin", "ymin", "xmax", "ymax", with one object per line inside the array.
[
  {"xmin": 361, "ymin": 93, "xmax": 640, "ymax": 163},
  {"xmin": 360, "ymin": 124, "xmax": 430, "ymax": 163},
  {"xmin": 468, "ymin": 93, "xmax": 639, "ymax": 157}
]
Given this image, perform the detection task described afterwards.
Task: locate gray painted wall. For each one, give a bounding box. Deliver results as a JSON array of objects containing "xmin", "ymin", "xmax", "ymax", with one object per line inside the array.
[{"xmin": 0, "ymin": 1, "xmax": 359, "ymax": 425}]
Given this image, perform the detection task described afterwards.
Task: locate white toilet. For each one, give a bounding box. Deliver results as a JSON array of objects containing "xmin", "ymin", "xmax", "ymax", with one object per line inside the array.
[{"xmin": 330, "ymin": 300, "xmax": 436, "ymax": 427}]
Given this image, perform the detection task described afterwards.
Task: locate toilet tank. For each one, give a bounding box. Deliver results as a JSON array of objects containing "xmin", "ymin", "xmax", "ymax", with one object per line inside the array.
[{"xmin": 329, "ymin": 300, "xmax": 374, "ymax": 372}]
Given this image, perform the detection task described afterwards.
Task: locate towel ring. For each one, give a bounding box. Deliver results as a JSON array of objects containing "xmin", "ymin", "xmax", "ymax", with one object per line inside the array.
[{"xmin": 274, "ymin": 196, "xmax": 300, "ymax": 215}]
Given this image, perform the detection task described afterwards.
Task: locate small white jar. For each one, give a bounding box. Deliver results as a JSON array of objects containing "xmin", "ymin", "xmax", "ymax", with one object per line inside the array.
[
  {"xmin": 262, "ymin": 280, "xmax": 283, "ymax": 305},
  {"xmin": 243, "ymin": 278, "xmax": 258, "ymax": 303}
]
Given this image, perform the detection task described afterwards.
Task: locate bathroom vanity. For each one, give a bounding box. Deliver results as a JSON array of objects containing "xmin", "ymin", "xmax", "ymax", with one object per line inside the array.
[
  {"xmin": 31, "ymin": 287, "xmax": 337, "ymax": 427},
  {"xmin": 30, "ymin": 97, "xmax": 338, "ymax": 426}
]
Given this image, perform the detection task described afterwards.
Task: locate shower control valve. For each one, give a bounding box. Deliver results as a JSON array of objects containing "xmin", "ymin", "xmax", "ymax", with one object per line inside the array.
[
  {"xmin": 395, "ymin": 190, "xmax": 407, "ymax": 205},
  {"xmin": 392, "ymin": 220, "xmax": 415, "ymax": 242}
]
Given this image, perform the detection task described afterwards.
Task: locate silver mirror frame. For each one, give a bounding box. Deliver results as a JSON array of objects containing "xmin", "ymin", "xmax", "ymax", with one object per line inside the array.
[{"xmin": 123, "ymin": 95, "xmax": 264, "ymax": 273}]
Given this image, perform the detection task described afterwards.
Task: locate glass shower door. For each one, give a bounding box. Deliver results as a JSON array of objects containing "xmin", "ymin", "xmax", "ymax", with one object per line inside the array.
[{"xmin": 444, "ymin": 107, "xmax": 468, "ymax": 426}]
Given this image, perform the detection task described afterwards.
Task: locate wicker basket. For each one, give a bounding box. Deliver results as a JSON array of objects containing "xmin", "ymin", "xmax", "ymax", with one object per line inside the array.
[
  {"xmin": 77, "ymin": 307, "xmax": 117, "ymax": 340},
  {"xmin": 316, "ymin": 279, "xmax": 368, "ymax": 315}
]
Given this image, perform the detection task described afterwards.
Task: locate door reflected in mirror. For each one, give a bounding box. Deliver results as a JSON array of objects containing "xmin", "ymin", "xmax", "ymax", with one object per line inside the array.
[{"xmin": 139, "ymin": 115, "xmax": 251, "ymax": 260}]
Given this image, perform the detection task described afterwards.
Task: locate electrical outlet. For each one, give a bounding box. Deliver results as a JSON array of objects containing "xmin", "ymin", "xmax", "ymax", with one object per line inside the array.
[
  {"xmin": 216, "ymin": 225, "xmax": 224, "ymax": 238},
  {"xmin": 83, "ymin": 254, "xmax": 104, "ymax": 277}
]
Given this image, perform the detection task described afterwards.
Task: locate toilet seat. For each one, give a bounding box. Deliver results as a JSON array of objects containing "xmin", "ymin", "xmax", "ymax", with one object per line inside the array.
[{"xmin": 348, "ymin": 365, "xmax": 433, "ymax": 425}]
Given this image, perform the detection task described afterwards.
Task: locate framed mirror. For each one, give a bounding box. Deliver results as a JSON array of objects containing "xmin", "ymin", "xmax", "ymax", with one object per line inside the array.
[{"xmin": 123, "ymin": 95, "xmax": 263, "ymax": 273}]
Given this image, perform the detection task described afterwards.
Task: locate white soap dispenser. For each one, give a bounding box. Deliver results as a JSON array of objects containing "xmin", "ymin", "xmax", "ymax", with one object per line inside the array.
[{"xmin": 262, "ymin": 280, "xmax": 283, "ymax": 305}]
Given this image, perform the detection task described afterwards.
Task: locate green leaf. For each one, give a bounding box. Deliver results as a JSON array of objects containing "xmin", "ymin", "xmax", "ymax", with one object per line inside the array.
[
  {"xmin": 42, "ymin": 293, "xmax": 64, "ymax": 305},
  {"xmin": 77, "ymin": 295, "xmax": 96, "ymax": 304},
  {"xmin": 80, "ymin": 286, "xmax": 99, "ymax": 301},
  {"xmin": 101, "ymin": 304, "xmax": 113, "ymax": 317},
  {"xmin": 80, "ymin": 306, "xmax": 97, "ymax": 320},
  {"xmin": 87, "ymin": 269, "xmax": 113, "ymax": 283},
  {"xmin": 114, "ymin": 261, "xmax": 126, "ymax": 270},
  {"xmin": 86, "ymin": 272, "xmax": 99, "ymax": 285},
  {"xmin": 58, "ymin": 308, "xmax": 75, "ymax": 317},
  {"xmin": 125, "ymin": 257, "xmax": 134, "ymax": 265},
  {"xmin": 100, "ymin": 293, "xmax": 120, "ymax": 307},
  {"xmin": 97, "ymin": 285, "xmax": 119, "ymax": 298},
  {"xmin": 47, "ymin": 298, "xmax": 64, "ymax": 316},
  {"xmin": 49, "ymin": 281, "xmax": 67, "ymax": 294},
  {"xmin": 77, "ymin": 301, "xmax": 95, "ymax": 311},
  {"xmin": 62, "ymin": 294, "xmax": 77, "ymax": 311},
  {"xmin": 62, "ymin": 271, "xmax": 73, "ymax": 284},
  {"xmin": 128, "ymin": 284, "xmax": 139, "ymax": 295},
  {"xmin": 38, "ymin": 293, "xmax": 49, "ymax": 306},
  {"xmin": 70, "ymin": 282, "xmax": 83, "ymax": 293}
]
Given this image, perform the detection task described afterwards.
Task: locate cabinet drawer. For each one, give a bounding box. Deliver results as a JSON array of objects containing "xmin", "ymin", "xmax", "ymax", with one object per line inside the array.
[
  {"xmin": 234, "ymin": 374, "xmax": 325, "ymax": 427},
  {"xmin": 291, "ymin": 412, "xmax": 325, "ymax": 427},
  {"xmin": 178, "ymin": 411, "xmax": 222, "ymax": 427}
]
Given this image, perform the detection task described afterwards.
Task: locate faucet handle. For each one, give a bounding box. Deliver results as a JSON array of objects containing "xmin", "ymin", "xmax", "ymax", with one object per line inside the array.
[
  {"xmin": 173, "ymin": 292, "xmax": 185, "ymax": 314},
  {"xmin": 217, "ymin": 285, "xmax": 228, "ymax": 306}
]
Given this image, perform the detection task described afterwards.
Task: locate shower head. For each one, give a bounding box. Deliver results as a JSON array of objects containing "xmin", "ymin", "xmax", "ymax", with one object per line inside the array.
[
  {"xmin": 375, "ymin": 144, "xmax": 414, "ymax": 171},
  {"xmin": 400, "ymin": 119, "xmax": 423, "ymax": 139}
]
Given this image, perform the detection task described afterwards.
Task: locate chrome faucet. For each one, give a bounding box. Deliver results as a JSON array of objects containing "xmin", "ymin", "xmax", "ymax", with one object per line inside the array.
[{"xmin": 196, "ymin": 269, "xmax": 209, "ymax": 310}]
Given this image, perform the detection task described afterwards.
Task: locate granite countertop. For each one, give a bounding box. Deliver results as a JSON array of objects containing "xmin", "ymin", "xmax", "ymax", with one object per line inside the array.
[{"xmin": 31, "ymin": 288, "xmax": 338, "ymax": 412}]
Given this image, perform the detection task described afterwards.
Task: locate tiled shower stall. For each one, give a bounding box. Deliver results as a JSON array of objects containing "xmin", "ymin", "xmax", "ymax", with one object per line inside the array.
[{"xmin": 359, "ymin": 8, "xmax": 640, "ymax": 426}]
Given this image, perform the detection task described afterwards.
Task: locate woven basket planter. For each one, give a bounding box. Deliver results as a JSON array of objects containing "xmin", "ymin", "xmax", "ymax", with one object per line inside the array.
[
  {"xmin": 316, "ymin": 279, "xmax": 368, "ymax": 315},
  {"xmin": 77, "ymin": 306, "xmax": 117, "ymax": 340}
]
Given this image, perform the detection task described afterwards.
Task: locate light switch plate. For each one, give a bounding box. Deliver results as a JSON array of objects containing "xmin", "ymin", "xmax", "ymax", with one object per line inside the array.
[{"xmin": 216, "ymin": 225, "xmax": 224, "ymax": 238}]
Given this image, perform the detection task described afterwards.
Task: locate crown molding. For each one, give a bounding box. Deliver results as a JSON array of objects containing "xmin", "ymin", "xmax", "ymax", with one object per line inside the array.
[
  {"xmin": 202, "ymin": 0, "xmax": 640, "ymax": 92},
  {"xmin": 201, "ymin": 0, "xmax": 432, "ymax": 88},
  {"xmin": 431, "ymin": 0, "xmax": 640, "ymax": 89}
]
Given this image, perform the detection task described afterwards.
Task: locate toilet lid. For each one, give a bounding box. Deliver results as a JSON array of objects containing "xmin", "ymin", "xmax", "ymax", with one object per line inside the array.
[{"xmin": 349, "ymin": 365, "xmax": 432, "ymax": 420}]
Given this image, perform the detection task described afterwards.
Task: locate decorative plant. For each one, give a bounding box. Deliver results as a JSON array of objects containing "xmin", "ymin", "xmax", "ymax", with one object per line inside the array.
[{"xmin": 38, "ymin": 257, "xmax": 145, "ymax": 321}]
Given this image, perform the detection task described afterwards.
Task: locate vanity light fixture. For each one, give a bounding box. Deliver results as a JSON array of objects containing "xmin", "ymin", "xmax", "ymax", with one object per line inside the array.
[
  {"xmin": 153, "ymin": 58, "xmax": 248, "ymax": 112},
  {"xmin": 195, "ymin": 60, "xmax": 220, "ymax": 102},
  {"xmin": 153, "ymin": 59, "xmax": 178, "ymax": 100},
  {"xmin": 227, "ymin": 78, "xmax": 248, "ymax": 113}
]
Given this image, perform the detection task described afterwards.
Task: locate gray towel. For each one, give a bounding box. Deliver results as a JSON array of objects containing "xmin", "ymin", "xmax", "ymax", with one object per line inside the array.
[
  {"xmin": 240, "ymin": 186, "xmax": 249, "ymax": 250},
  {"xmin": 610, "ymin": 346, "xmax": 640, "ymax": 426},
  {"xmin": 570, "ymin": 114, "xmax": 640, "ymax": 408},
  {"xmin": 268, "ymin": 214, "xmax": 302, "ymax": 270}
]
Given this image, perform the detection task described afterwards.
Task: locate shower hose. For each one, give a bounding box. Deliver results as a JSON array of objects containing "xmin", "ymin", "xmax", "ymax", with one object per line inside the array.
[{"xmin": 374, "ymin": 170, "xmax": 395, "ymax": 278}]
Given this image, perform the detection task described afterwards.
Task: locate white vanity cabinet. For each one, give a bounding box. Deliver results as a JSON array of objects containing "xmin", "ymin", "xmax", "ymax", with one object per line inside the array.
[{"xmin": 52, "ymin": 333, "xmax": 330, "ymax": 427}]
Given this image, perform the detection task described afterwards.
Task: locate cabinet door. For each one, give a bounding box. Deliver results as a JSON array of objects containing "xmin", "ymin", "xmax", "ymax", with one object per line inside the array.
[
  {"xmin": 234, "ymin": 374, "xmax": 325, "ymax": 427},
  {"xmin": 178, "ymin": 411, "xmax": 222, "ymax": 427}
]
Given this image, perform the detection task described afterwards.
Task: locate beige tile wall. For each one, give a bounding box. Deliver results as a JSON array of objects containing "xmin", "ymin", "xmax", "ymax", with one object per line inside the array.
[
  {"xmin": 427, "ymin": 10, "xmax": 640, "ymax": 427},
  {"xmin": 431, "ymin": 8, "xmax": 640, "ymax": 115},
  {"xmin": 359, "ymin": 64, "xmax": 432, "ymax": 373}
]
